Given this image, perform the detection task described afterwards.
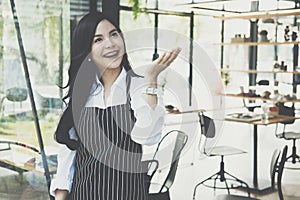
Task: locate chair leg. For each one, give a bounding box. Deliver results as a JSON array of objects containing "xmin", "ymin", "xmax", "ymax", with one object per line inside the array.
[
  {"xmin": 278, "ymin": 174, "xmax": 284, "ymax": 200},
  {"xmin": 223, "ymin": 178, "xmax": 230, "ymax": 194},
  {"xmin": 219, "ymin": 156, "xmax": 225, "ymax": 182},
  {"xmin": 286, "ymin": 139, "xmax": 300, "ymax": 164},
  {"xmin": 193, "ymin": 171, "xmax": 220, "ymax": 198},
  {"xmin": 224, "ymin": 171, "xmax": 251, "ymax": 197},
  {"xmin": 193, "ymin": 156, "xmax": 250, "ymax": 199},
  {"xmin": 213, "ymin": 174, "xmax": 218, "ymax": 191},
  {"xmin": 193, "ymin": 182, "xmax": 202, "ymax": 200}
]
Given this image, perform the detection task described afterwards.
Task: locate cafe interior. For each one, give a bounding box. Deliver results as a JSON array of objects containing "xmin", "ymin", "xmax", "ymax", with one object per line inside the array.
[{"xmin": 0, "ymin": 0, "xmax": 300, "ymax": 199}]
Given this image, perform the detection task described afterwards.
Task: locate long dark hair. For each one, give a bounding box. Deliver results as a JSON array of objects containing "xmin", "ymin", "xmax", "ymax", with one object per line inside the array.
[{"xmin": 55, "ymin": 12, "xmax": 139, "ymax": 150}]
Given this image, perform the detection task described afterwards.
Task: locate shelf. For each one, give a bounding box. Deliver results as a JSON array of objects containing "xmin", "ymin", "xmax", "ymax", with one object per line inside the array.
[
  {"xmin": 220, "ymin": 69, "xmax": 300, "ymax": 74},
  {"xmin": 214, "ymin": 9, "xmax": 300, "ymax": 20},
  {"xmin": 219, "ymin": 93, "xmax": 300, "ymax": 103},
  {"xmin": 219, "ymin": 41, "xmax": 300, "ymax": 46},
  {"xmin": 280, "ymin": 81, "xmax": 299, "ymax": 85}
]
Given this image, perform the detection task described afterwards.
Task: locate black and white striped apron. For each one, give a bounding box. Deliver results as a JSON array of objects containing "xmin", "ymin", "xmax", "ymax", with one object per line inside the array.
[{"xmin": 70, "ymin": 75, "xmax": 148, "ymax": 200}]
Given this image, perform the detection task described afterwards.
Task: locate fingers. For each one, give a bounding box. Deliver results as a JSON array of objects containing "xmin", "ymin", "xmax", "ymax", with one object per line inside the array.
[
  {"xmin": 156, "ymin": 47, "xmax": 181, "ymax": 66},
  {"xmin": 154, "ymin": 52, "xmax": 167, "ymax": 64},
  {"xmin": 167, "ymin": 48, "xmax": 181, "ymax": 65}
]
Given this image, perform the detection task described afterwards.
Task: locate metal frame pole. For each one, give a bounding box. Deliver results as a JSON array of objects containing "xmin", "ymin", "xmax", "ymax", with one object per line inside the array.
[
  {"xmin": 189, "ymin": 11, "xmax": 194, "ymax": 106},
  {"xmin": 9, "ymin": 0, "xmax": 52, "ymax": 198}
]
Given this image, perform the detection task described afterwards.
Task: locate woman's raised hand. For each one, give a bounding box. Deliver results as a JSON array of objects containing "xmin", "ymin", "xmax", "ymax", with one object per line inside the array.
[{"xmin": 145, "ymin": 47, "xmax": 181, "ymax": 80}]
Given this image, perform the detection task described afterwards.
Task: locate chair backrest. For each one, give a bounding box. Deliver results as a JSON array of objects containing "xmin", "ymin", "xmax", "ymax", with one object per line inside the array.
[
  {"xmin": 277, "ymin": 102, "xmax": 295, "ymax": 124},
  {"xmin": 142, "ymin": 159, "xmax": 159, "ymax": 192},
  {"xmin": 161, "ymin": 131, "xmax": 188, "ymax": 191},
  {"xmin": 198, "ymin": 112, "xmax": 216, "ymax": 154},
  {"xmin": 198, "ymin": 112, "xmax": 216, "ymax": 138},
  {"xmin": 153, "ymin": 130, "xmax": 188, "ymax": 193}
]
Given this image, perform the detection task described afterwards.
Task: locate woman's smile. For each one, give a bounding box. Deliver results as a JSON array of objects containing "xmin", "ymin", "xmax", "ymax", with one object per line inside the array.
[{"xmin": 103, "ymin": 49, "xmax": 120, "ymax": 58}]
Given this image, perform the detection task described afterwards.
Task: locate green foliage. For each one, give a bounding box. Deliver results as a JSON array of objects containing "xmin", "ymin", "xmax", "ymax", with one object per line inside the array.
[
  {"xmin": 0, "ymin": 115, "xmax": 59, "ymax": 146},
  {"xmin": 129, "ymin": 0, "xmax": 142, "ymax": 19}
]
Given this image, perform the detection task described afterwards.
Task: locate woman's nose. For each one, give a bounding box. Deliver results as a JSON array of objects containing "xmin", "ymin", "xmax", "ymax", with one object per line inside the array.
[{"xmin": 104, "ymin": 38, "xmax": 115, "ymax": 48}]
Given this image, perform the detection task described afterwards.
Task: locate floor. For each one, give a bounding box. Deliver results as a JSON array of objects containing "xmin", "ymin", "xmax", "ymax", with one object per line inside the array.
[
  {"xmin": 0, "ymin": 110, "xmax": 299, "ymax": 199},
  {"xmin": 0, "ymin": 168, "xmax": 49, "ymax": 200}
]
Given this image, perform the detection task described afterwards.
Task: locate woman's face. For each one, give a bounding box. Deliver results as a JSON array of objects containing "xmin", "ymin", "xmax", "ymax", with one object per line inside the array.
[{"xmin": 91, "ymin": 19, "xmax": 125, "ymax": 71}]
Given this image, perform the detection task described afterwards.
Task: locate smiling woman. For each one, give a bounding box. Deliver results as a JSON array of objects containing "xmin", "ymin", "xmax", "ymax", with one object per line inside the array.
[
  {"xmin": 91, "ymin": 20, "xmax": 125, "ymax": 71},
  {"xmin": 50, "ymin": 11, "xmax": 180, "ymax": 200}
]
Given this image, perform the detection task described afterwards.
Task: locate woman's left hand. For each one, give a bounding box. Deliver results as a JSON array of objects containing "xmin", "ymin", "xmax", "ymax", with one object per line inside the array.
[{"xmin": 145, "ymin": 47, "xmax": 181, "ymax": 80}]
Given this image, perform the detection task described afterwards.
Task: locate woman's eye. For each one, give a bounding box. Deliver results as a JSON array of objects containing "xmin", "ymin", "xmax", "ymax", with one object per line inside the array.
[
  {"xmin": 94, "ymin": 38, "xmax": 102, "ymax": 43},
  {"xmin": 111, "ymin": 32, "xmax": 119, "ymax": 38}
]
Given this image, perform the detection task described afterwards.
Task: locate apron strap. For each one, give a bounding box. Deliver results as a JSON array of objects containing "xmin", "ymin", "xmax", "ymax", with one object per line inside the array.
[{"xmin": 125, "ymin": 71, "xmax": 132, "ymax": 104}]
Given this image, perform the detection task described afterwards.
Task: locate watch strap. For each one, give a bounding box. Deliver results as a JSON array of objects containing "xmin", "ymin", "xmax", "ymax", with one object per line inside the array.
[{"xmin": 144, "ymin": 87, "xmax": 158, "ymax": 95}]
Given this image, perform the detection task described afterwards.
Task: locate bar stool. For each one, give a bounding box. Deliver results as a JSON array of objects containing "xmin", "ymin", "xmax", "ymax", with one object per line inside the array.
[{"xmin": 193, "ymin": 112, "xmax": 247, "ymax": 199}]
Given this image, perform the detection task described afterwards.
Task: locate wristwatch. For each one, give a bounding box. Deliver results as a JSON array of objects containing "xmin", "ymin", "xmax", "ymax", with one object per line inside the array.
[{"xmin": 144, "ymin": 87, "xmax": 158, "ymax": 95}]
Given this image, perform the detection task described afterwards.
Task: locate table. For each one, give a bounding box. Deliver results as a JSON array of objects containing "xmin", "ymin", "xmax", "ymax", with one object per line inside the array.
[
  {"xmin": 225, "ymin": 114, "xmax": 298, "ymax": 193},
  {"xmin": 0, "ymin": 142, "xmax": 57, "ymax": 181}
]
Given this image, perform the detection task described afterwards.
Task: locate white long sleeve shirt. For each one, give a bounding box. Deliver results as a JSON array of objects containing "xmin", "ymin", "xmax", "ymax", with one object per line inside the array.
[{"xmin": 50, "ymin": 68, "xmax": 165, "ymax": 196}]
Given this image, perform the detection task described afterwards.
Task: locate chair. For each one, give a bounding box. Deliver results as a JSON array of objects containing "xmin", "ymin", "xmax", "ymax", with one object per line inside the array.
[
  {"xmin": 193, "ymin": 112, "xmax": 247, "ymax": 199},
  {"xmin": 142, "ymin": 159, "xmax": 159, "ymax": 194},
  {"xmin": 275, "ymin": 103, "xmax": 300, "ymax": 165},
  {"xmin": 276, "ymin": 145, "xmax": 288, "ymax": 200},
  {"xmin": 0, "ymin": 140, "xmax": 40, "ymax": 180},
  {"xmin": 0, "ymin": 140, "xmax": 57, "ymax": 185},
  {"xmin": 214, "ymin": 145, "xmax": 288, "ymax": 200},
  {"xmin": 143, "ymin": 130, "xmax": 188, "ymax": 200}
]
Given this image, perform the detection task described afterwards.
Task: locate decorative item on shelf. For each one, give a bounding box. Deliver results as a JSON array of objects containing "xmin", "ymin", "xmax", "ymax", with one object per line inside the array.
[
  {"xmin": 284, "ymin": 94, "xmax": 297, "ymax": 101},
  {"xmin": 270, "ymin": 83, "xmax": 285, "ymax": 101},
  {"xmin": 231, "ymin": 34, "xmax": 249, "ymax": 43},
  {"xmin": 165, "ymin": 104, "xmax": 180, "ymax": 114},
  {"xmin": 270, "ymin": 89, "xmax": 280, "ymax": 100},
  {"xmin": 261, "ymin": 90, "xmax": 271, "ymax": 99},
  {"xmin": 292, "ymin": 31, "xmax": 298, "ymax": 41},
  {"xmin": 280, "ymin": 61, "xmax": 287, "ymax": 71},
  {"xmin": 262, "ymin": 18, "xmax": 275, "ymax": 24},
  {"xmin": 284, "ymin": 25, "xmax": 290, "ymax": 41},
  {"xmin": 249, "ymin": 89, "xmax": 256, "ymax": 95},
  {"xmin": 273, "ymin": 62, "xmax": 281, "ymax": 71},
  {"xmin": 239, "ymin": 86, "xmax": 260, "ymax": 97},
  {"xmin": 221, "ymin": 65, "xmax": 230, "ymax": 86},
  {"xmin": 259, "ymin": 30, "xmax": 269, "ymax": 42},
  {"xmin": 273, "ymin": 80, "xmax": 279, "ymax": 97}
]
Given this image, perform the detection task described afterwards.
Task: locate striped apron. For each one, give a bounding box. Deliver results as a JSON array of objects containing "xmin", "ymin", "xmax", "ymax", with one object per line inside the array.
[{"xmin": 70, "ymin": 75, "xmax": 147, "ymax": 200}]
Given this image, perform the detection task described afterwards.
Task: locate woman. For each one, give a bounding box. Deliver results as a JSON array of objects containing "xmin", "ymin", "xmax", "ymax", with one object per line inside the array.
[{"xmin": 50, "ymin": 12, "xmax": 180, "ymax": 200}]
